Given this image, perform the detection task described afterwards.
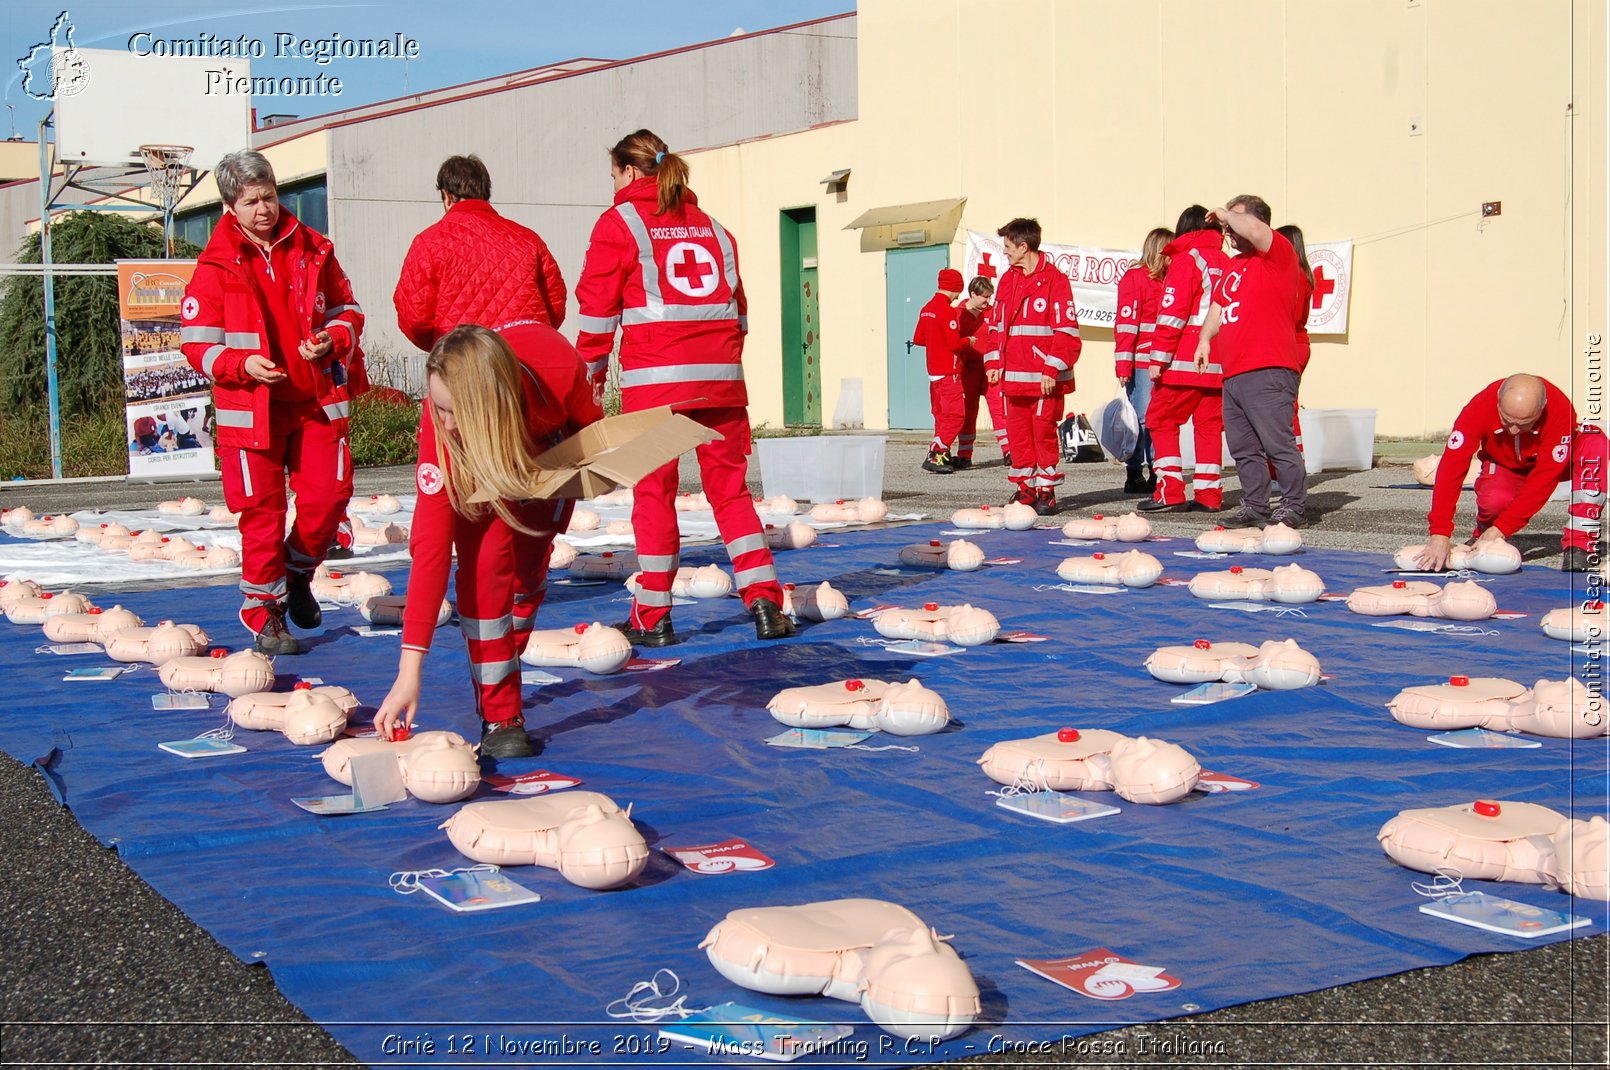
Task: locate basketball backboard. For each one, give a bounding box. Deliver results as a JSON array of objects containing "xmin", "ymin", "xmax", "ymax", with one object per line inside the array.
[{"xmin": 52, "ymin": 47, "xmax": 253, "ymax": 171}]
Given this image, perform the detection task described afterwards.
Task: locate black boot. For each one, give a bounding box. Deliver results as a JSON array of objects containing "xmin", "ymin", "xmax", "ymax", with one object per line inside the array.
[
  {"xmin": 921, "ymin": 450, "xmax": 955, "ymax": 474},
  {"xmin": 949, "ymin": 455, "xmax": 973, "ymax": 471},
  {"xmin": 285, "ymin": 569, "xmax": 322, "ymax": 630},
  {"xmin": 617, "ymin": 616, "xmax": 680, "ymax": 648},
  {"xmin": 480, "ymin": 715, "xmax": 537, "ymax": 759},
  {"xmin": 1033, "ymin": 490, "xmax": 1060, "ymax": 517},
  {"xmin": 1138, "ymin": 497, "xmax": 1188, "ymax": 513},
  {"xmin": 1562, "ymin": 547, "xmax": 1593, "ymax": 572},
  {"xmin": 252, "ymin": 602, "xmax": 301, "ymax": 656},
  {"xmin": 751, "ymin": 599, "xmax": 796, "ymax": 640}
]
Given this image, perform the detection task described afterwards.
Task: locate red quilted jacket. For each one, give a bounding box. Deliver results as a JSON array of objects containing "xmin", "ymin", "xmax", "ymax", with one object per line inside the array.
[{"xmin": 393, "ymin": 200, "xmax": 567, "ymax": 351}]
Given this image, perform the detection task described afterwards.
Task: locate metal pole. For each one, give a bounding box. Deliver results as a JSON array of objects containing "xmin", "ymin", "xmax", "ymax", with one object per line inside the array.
[{"xmin": 38, "ymin": 117, "xmax": 62, "ymax": 480}]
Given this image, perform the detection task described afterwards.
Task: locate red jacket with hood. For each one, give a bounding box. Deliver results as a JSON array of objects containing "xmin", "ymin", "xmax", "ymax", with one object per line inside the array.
[
  {"xmin": 1150, "ymin": 230, "xmax": 1229, "ymax": 389},
  {"xmin": 980, "ymin": 252, "xmax": 1080, "ymax": 398}
]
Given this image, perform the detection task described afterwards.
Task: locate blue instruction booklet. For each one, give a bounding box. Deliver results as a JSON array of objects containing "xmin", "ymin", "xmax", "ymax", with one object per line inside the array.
[
  {"xmin": 996, "ymin": 790, "xmax": 1120, "ymax": 824},
  {"xmin": 765, "ymin": 728, "xmax": 872, "ymax": 750},
  {"xmin": 659, "ymin": 1003, "xmax": 854, "ymax": 1061},
  {"xmin": 413, "ymin": 869, "xmax": 541, "ymax": 913},
  {"xmin": 1420, "ymin": 892, "xmax": 1591, "ymax": 938}
]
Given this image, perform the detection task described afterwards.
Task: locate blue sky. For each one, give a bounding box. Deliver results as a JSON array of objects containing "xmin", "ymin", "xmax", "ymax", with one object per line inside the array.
[{"xmin": 2, "ymin": 2, "xmax": 853, "ymax": 139}]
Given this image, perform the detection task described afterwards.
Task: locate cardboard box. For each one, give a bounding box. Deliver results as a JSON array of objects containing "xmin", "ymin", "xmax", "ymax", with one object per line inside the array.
[{"xmin": 467, "ymin": 407, "xmax": 720, "ymax": 503}]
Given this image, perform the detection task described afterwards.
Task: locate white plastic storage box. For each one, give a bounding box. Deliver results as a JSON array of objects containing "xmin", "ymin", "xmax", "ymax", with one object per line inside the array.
[
  {"xmin": 1304, "ymin": 408, "xmax": 1377, "ymax": 471},
  {"xmin": 757, "ymin": 435, "xmax": 887, "ymax": 502}
]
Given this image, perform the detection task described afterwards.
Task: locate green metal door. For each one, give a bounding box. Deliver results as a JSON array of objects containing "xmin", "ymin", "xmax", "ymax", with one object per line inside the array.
[
  {"xmin": 885, "ymin": 246, "xmax": 949, "ymax": 430},
  {"xmin": 799, "ymin": 266, "xmax": 821, "ymax": 425},
  {"xmin": 780, "ymin": 209, "xmax": 821, "ymax": 427}
]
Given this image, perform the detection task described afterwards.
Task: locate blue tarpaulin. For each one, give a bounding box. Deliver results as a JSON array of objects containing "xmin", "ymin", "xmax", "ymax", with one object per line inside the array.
[{"xmin": 1, "ymin": 522, "xmax": 1604, "ymax": 1068}]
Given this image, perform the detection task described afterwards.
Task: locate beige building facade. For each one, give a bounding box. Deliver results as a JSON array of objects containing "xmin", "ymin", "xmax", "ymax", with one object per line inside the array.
[{"xmin": 689, "ymin": 0, "xmax": 1607, "ymax": 439}]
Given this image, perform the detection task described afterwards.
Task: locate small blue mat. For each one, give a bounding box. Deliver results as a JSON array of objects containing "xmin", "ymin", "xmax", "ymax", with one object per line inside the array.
[{"xmin": 1, "ymin": 523, "xmax": 1604, "ymax": 1068}]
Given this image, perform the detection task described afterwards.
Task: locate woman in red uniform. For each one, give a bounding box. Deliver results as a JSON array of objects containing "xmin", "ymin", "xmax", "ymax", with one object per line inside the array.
[
  {"xmin": 374, "ymin": 322, "xmax": 601, "ymax": 758},
  {"xmin": 575, "ymin": 129, "xmax": 792, "ymax": 647},
  {"xmin": 1113, "ymin": 227, "xmax": 1172, "ymax": 493}
]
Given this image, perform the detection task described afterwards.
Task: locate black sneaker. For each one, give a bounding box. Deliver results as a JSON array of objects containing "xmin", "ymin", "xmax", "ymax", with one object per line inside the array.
[
  {"xmin": 949, "ymin": 456, "xmax": 973, "ymax": 471},
  {"xmin": 285, "ymin": 570, "xmax": 321, "ymax": 630},
  {"xmin": 921, "ymin": 451, "xmax": 955, "ymax": 475},
  {"xmin": 751, "ymin": 599, "xmax": 796, "ymax": 641},
  {"xmin": 617, "ymin": 616, "xmax": 680, "ymax": 648},
  {"xmin": 1033, "ymin": 492, "xmax": 1060, "ymax": 517},
  {"xmin": 1562, "ymin": 547, "xmax": 1593, "ymax": 572},
  {"xmin": 253, "ymin": 602, "xmax": 301, "ymax": 656},
  {"xmin": 1005, "ymin": 488, "xmax": 1036, "ymax": 508},
  {"xmin": 480, "ymin": 716, "xmax": 536, "ymax": 759},
  {"xmin": 1138, "ymin": 497, "xmax": 1188, "ymax": 513},
  {"xmin": 1188, "ymin": 501, "xmax": 1222, "ymax": 514},
  {"xmin": 1123, "ymin": 476, "xmax": 1150, "ymax": 494},
  {"xmin": 1269, "ymin": 508, "xmax": 1310, "ymax": 529},
  {"xmin": 1223, "ymin": 509, "xmax": 1270, "ymax": 528}
]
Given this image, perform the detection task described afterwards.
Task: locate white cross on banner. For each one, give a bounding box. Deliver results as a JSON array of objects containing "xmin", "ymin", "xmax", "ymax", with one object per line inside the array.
[{"xmin": 963, "ymin": 230, "xmax": 1354, "ymax": 337}]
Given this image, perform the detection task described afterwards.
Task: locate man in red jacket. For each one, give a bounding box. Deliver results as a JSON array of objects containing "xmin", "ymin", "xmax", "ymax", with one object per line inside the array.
[
  {"xmin": 393, "ymin": 155, "xmax": 567, "ymax": 351},
  {"xmin": 180, "ymin": 150, "xmax": 364, "ymax": 654},
  {"xmin": 981, "ymin": 217, "xmax": 1080, "ymax": 516},
  {"xmin": 912, "ymin": 267, "xmax": 967, "ymax": 474},
  {"xmin": 1414, "ymin": 374, "xmax": 1605, "ymax": 572}
]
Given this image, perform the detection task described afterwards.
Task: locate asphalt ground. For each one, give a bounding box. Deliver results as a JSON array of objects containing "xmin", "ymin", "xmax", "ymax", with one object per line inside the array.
[{"xmin": 1, "ymin": 437, "xmax": 1606, "ymax": 1069}]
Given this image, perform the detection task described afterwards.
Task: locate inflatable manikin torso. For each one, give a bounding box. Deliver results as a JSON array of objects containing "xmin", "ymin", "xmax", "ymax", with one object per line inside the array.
[
  {"xmin": 1387, "ymin": 675, "xmax": 1608, "ymax": 739},
  {"xmin": 1061, "ymin": 512, "xmax": 1154, "ymax": 543},
  {"xmin": 129, "ymin": 534, "xmax": 199, "ymax": 562},
  {"xmin": 808, "ymin": 498, "xmax": 889, "ymax": 524},
  {"xmin": 1188, "ymin": 563, "xmax": 1325, "ymax": 603},
  {"xmin": 1413, "ymin": 452, "xmax": 1481, "ymax": 488},
  {"xmin": 1540, "ymin": 602, "xmax": 1605, "ymax": 642},
  {"xmin": 626, "ymin": 564, "xmax": 732, "ymax": 599},
  {"xmin": 103, "ymin": 622, "xmax": 210, "ymax": 665},
  {"xmin": 570, "ymin": 551, "xmax": 638, "ymax": 580},
  {"xmin": 20, "ymin": 514, "xmax": 79, "ymax": 537},
  {"xmin": 592, "ymin": 487, "xmax": 634, "ymax": 507},
  {"xmin": 780, "ymin": 581, "xmax": 849, "ymax": 622},
  {"xmin": 157, "ymin": 497, "xmax": 206, "ymax": 516},
  {"xmin": 158, "ymin": 649, "xmax": 276, "ymax": 697},
  {"xmin": 0, "ymin": 578, "xmax": 44, "ymax": 608},
  {"xmin": 1195, "ymin": 523, "xmax": 1305, "ymax": 555},
  {"xmin": 1378, "ymin": 799, "xmax": 1566, "ymax": 886},
  {"xmin": 874, "ymin": 603, "xmax": 1001, "ymax": 647},
  {"xmin": 361, "ymin": 595, "xmax": 452, "ymax": 628},
  {"xmin": 319, "ymin": 730, "xmax": 480, "ymax": 804},
  {"xmin": 1145, "ymin": 638, "xmax": 1323, "ymax": 690},
  {"xmin": 765, "ymin": 520, "xmax": 818, "ymax": 551},
  {"xmin": 170, "ymin": 544, "xmax": 242, "ymax": 570},
  {"xmin": 208, "ymin": 506, "xmax": 240, "ymax": 525},
  {"xmin": 767, "ymin": 677, "xmax": 951, "ymax": 736},
  {"xmin": 350, "ymin": 515, "xmax": 409, "ymax": 545},
  {"xmin": 949, "ymin": 502, "xmax": 1038, "ymax": 531},
  {"xmin": 520, "ymin": 622, "xmax": 634, "ymax": 674},
  {"xmin": 350, "ymin": 494, "xmax": 401, "ymax": 515},
  {"xmin": 1346, "ymin": 579, "xmax": 1497, "ymax": 621},
  {"xmin": 1055, "ymin": 550, "xmax": 1164, "ymax": 588},
  {"xmin": 566, "ymin": 508, "xmax": 600, "ymax": 533},
  {"xmin": 1394, "ymin": 539, "xmax": 1522, "ymax": 575},
  {"xmin": 42, "ymin": 605, "xmax": 142, "ymax": 645},
  {"xmin": 228, "ymin": 684, "xmax": 358, "ymax": 745},
  {"xmin": 1549, "ymin": 816, "xmax": 1610, "ymax": 900},
  {"xmin": 898, "ymin": 539, "xmax": 985, "ymax": 572},
  {"xmin": 547, "ymin": 540, "xmax": 579, "ymax": 570},
  {"xmin": 756, "ymin": 495, "xmax": 800, "ymax": 516},
  {"xmin": 5, "ymin": 590, "xmax": 93, "ymax": 625},
  {"xmin": 977, "ymin": 728, "xmax": 1201, "ymax": 805},
  {"xmin": 77, "ymin": 522, "xmax": 119, "ymax": 546},
  {"xmin": 441, "ymin": 790, "xmax": 649, "ymax": 889},
  {"xmin": 604, "ymin": 519, "xmax": 635, "ymax": 537},
  {"xmin": 1, "ymin": 506, "xmax": 34, "ymax": 527},
  {"xmin": 674, "ymin": 491, "xmax": 711, "ymax": 512},
  {"xmin": 309, "ymin": 566, "xmax": 394, "ymax": 605},
  {"xmin": 700, "ymin": 898, "xmax": 980, "ymax": 1042}
]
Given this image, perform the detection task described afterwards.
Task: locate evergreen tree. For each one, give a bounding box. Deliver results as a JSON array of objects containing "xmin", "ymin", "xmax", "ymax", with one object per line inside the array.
[{"xmin": 0, "ymin": 213, "xmax": 198, "ymax": 417}]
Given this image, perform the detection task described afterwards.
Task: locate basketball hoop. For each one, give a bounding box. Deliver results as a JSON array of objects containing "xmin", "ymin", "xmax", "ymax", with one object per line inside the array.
[{"xmin": 138, "ymin": 143, "xmax": 193, "ymax": 214}]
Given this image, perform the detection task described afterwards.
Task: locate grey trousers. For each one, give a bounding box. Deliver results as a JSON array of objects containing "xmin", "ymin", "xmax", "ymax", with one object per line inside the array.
[{"xmin": 1223, "ymin": 366, "xmax": 1306, "ymax": 516}]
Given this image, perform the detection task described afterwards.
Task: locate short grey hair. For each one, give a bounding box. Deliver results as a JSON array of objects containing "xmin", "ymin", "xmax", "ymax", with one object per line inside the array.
[{"xmin": 215, "ymin": 150, "xmax": 276, "ymax": 206}]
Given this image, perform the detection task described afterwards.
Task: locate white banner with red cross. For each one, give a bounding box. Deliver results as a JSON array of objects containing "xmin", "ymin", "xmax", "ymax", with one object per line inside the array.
[{"xmin": 963, "ymin": 230, "xmax": 1353, "ymax": 337}]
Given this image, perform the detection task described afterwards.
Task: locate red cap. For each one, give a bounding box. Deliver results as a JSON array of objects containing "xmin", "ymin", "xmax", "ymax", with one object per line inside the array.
[
  {"xmin": 1057, "ymin": 727, "xmax": 1080, "ymax": 743},
  {"xmin": 981, "ymin": 505, "xmax": 990, "ymax": 511},
  {"xmin": 392, "ymin": 724, "xmax": 411, "ymax": 741},
  {"xmin": 1194, "ymin": 639, "xmax": 1211, "ymax": 650},
  {"xmin": 835, "ymin": 499, "xmax": 846, "ymax": 505},
  {"xmin": 40, "ymin": 592, "xmax": 52, "ymax": 599},
  {"xmin": 1392, "ymin": 580, "xmax": 1407, "ymax": 589},
  {"xmin": 1215, "ymin": 525, "xmax": 1226, "ymax": 532},
  {"xmin": 1230, "ymin": 566, "xmax": 1244, "ymax": 574},
  {"xmin": 88, "ymin": 606, "xmax": 102, "ymax": 614},
  {"xmin": 1450, "ymin": 675, "xmax": 1469, "ymax": 686},
  {"xmin": 573, "ymin": 623, "xmax": 587, "ymax": 634},
  {"xmin": 329, "ymin": 570, "xmax": 344, "ymax": 579},
  {"xmin": 1473, "ymin": 800, "xmax": 1501, "ymax": 817},
  {"xmin": 294, "ymin": 681, "xmax": 313, "ymax": 690},
  {"xmin": 209, "ymin": 647, "xmax": 228, "ymax": 658},
  {"xmin": 845, "ymin": 679, "xmax": 864, "ymax": 691},
  {"xmin": 160, "ymin": 537, "xmax": 170, "ymax": 543},
  {"xmin": 783, "ymin": 582, "xmax": 796, "ymax": 591},
  {"xmin": 923, "ymin": 602, "xmax": 939, "ymax": 611},
  {"xmin": 1094, "ymin": 552, "xmax": 1106, "ymax": 560},
  {"xmin": 930, "ymin": 539, "xmax": 941, "ymax": 547},
  {"xmin": 937, "ymin": 267, "xmax": 964, "ymax": 291},
  {"xmin": 602, "ymin": 552, "xmax": 613, "ymax": 559}
]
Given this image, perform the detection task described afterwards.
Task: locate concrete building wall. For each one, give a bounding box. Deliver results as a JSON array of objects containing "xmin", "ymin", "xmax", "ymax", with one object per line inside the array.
[{"xmin": 691, "ymin": 0, "xmax": 1606, "ymax": 439}]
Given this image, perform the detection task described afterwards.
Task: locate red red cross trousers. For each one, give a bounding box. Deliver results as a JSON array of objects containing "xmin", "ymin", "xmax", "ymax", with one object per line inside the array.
[
  {"xmin": 671, "ymin": 247, "xmax": 717, "ymax": 291},
  {"xmin": 977, "ymin": 251, "xmax": 999, "ymax": 280},
  {"xmin": 1310, "ymin": 265, "xmax": 1336, "ymax": 310}
]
